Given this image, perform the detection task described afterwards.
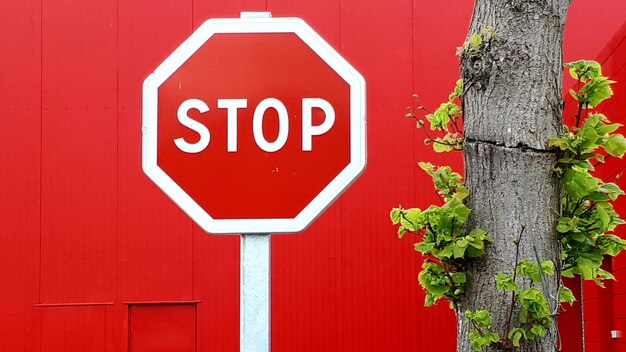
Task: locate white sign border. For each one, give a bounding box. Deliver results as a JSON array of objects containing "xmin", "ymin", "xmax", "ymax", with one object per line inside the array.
[{"xmin": 142, "ymin": 17, "xmax": 366, "ymax": 234}]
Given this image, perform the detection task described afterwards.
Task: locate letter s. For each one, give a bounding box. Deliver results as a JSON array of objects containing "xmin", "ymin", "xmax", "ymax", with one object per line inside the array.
[{"xmin": 174, "ymin": 99, "xmax": 210, "ymax": 153}]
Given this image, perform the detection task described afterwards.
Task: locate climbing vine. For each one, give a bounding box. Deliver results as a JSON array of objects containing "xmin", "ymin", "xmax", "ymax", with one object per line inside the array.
[{"xmin": 391, "ymin": 40, "xmax": 626, "ymax": 351}]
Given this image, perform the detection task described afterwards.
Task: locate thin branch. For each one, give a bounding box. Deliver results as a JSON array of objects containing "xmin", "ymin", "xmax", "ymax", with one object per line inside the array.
[
  {"xmin": 575, "ymin": 100, "xmax": 584, "ymax": 129},
  {"xmin": 503, "ymin": 225, "xmax": 525, "ymax": 338}
]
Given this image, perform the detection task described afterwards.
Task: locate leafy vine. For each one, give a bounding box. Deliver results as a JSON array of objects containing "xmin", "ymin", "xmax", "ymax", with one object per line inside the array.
[{"xmin": 391, "ymin": 45, "xmax": 626, "ymax": 350}]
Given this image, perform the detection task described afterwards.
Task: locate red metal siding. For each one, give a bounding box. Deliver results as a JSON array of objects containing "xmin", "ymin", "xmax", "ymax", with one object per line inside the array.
[
  {"xmin": 39, "ymin": 305, "xmax": 113, "ymax": 352},
  {"xmin": 0, "ymin": 1, "xmax": 42, "ymax": 351},
  {"xmin": 587, "ymin": 21, "xmax": 626, "ymax": 351},
  {"xmin": 40, "ymin": 0, "xmax": 118, "ymax": 305},
  {"xmin": 0, "ymin": 1, "xmax": 624, "ymax": 351}
]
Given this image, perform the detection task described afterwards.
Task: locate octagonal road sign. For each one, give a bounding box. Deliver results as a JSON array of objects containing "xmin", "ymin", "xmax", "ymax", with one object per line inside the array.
[{"xmin": 142, "ymin": 17, "xmax": 366, "ymax": 234}]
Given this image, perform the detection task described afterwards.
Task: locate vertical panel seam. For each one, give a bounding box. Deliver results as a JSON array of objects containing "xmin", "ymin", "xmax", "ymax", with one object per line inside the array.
[
  {"xmin": 114, "ymin": 0, "xmax": 120, "ymax": 350},
  {"xmin": 127, "ymin": 306, "xmax": 132, "ymax": 352},
  {"xmin": 411, "ymin": 0, "xmax": 417, "ymax": 208},
  {"xmin": 39, "ymin": 0, "xmax": 44, "ymax": 307},
  {"xmin": 194, "ymin": 303, "xmax": 198, "ymax": 352},
  {"xmin": 104, "ymin": 306, "xmax": 108, "ymax": 352}
]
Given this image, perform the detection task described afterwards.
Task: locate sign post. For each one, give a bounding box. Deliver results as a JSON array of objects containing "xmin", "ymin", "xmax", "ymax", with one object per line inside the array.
[
  {"xmin": 142, "ymin": 12, "xmax": 365, "ymax": 352},
  {"xmin": 240, "ymin": 232, "xmax": 270, "ymax": 352}
]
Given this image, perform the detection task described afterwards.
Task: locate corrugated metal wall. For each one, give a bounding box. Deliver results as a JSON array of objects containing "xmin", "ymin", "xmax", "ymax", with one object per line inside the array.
[
  {"xmin": 582, "ymin": 21, "xmax": 626, "ymax": 352},
  {"xmin": 0, "ymin": 0, "xmax": 623, "ymax": 351}
]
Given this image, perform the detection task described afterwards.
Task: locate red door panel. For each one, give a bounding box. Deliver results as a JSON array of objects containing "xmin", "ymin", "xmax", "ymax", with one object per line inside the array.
[{"xmin": 129, "ymin": 304, "xmax": 197, "ymax": 352}]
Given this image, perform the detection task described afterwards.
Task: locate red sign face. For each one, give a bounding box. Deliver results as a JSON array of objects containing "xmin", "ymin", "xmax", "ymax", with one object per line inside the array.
[{"xmin": 143, "ymin": 18, "xmax": 365, "ymax": 234}]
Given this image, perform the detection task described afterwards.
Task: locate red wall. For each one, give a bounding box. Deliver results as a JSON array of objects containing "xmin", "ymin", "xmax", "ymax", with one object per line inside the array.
[
  {"xmin": 581, "ymin": 21, "xmax": 626, "ymax": 352},
  {"xmin": 0, "ymin": 1, "xmax": 623, "ymax": 351}
]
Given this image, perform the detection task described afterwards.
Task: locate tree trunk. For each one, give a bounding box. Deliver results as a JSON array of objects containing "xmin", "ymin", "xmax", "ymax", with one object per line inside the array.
[{"xmin": 459, "ymin": 1, "xmax": 570, "ymax": 351}]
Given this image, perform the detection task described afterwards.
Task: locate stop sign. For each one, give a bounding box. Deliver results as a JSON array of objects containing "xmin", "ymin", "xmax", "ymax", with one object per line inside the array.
[{"xmin": 142, "ymin": 17, "xmax": 366, "ymax": 234}]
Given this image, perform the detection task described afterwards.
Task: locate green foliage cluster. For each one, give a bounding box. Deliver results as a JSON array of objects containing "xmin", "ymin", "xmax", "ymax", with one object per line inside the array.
[
  {"xmin": 391, "ymin": 57, "xmax": 625, "ymax": 350},
  {"xmin": 390, "ymin": 162, "xmax": 491, "ymax": 306},
  {"xmin": 406, "ymin": 80, "xmax": 464, "ymax": 152},
  {"xmin": 548, "ymin": 60, "xmax": 626, "ymax": 286},
  {"xmin": 465, "ymin": 310, "xmax": 500, "ymax": 350},
  {"xmin": 457, "ymin": 26, "xmax": 497, "ymax": 58},
  {"xmin": 566, "ymin": 60, "xmax": 615, "ymax": 108},
  {"xmin": 465, "ymin": 258, "xmax": 575, "ymax": 351}
]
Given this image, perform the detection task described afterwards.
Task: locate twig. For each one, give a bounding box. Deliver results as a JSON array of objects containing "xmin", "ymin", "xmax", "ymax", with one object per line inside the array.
[{"xmin": 503, "ymin": 225, "xmax": 525, "ymax": 338}]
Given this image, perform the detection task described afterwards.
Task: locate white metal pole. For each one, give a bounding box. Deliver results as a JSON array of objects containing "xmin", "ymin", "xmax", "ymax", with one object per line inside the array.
[{"xmin": 240, "ymin": 233, "xmax": 271, "ymax": 352}]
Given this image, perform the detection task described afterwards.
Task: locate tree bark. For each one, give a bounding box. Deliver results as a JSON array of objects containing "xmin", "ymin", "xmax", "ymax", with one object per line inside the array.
[{"xmin": 459, "ymin": 1, "xmax": 570, "ymax": 351}]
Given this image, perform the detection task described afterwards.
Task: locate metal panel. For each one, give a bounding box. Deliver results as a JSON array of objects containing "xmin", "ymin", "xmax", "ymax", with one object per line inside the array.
[
  {"xmin": 0, "ymin": 1, "xmax": 42, "ymax": 350},
  {"xmin": 586, "ymin": 23, "xmax": 626, "ymax": 351},
  {"xmin": 117, "ymin": 1, "xmax": 195, "ymax": 350},
  {"xmin": 411, "ymin": 3, "xmax": 474, "ymax": 348},
  {"xmin": 40, "ymin": 0, "xmax": 117, "ymax": 303},
  {"xmin": 338, "ymin": 0, "xmax": 437, "ymax": 351}
]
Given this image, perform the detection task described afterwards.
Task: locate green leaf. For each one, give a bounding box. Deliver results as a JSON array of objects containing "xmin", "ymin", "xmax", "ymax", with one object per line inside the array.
[
  {"xmin": 454, "ymin": 185, "xmax": 470, "ymax": 201},
  {"xmin": 578, "ymin": 122, "xmax": 600, "ymax": 150},
  {"xmin": 548, "ymin": 137, "xmax": 568, "ymax": 151},
  {"xmin": 517, "ymin": 288, "xmax": 551, "ymax": 321},
  {"xmin": 466, "ymin": 246, "xmax": 485, "ymax": 258},
  {"xmin": 427, "ymin": 102, "xmax": 460, "ymax": 130},
  {"xmin": 483, "ymin": 332, "xmax": 501, "ymax": 346},
  {"xmin": 451, "ymin": 272, "xmax": 467, "ymax": 285},
  {"xmin": 598, "ymin": 183, "xmax": 624, "ymax": 201},
  {"xmin": 592, "ymin": 114, "xmax": 621, "ymax": 135},
  {"xmin": 446, "ymin": 197, "xmax": 471, "ymax": 223},
  {"xmin": 390, "ymin": 208, "xmax": 402, "ymax": 224},
  {"xmin": 576, "ymin": 257, "xmax": 594, "ymax": 279},
  {"xmin": 597, "ymin": 235, "xmax": 626, "ymax": 256},
  {"xmin": 468, "ymin": 34, "xmax": 482, "ymax": 49},
  {"xmin": 568, "ymin": 230, "xmax": 587, "ymax": 243},
  {"xmin": 418, "ymin": 161, "xmax": 435, "ymax": 174},
  {"xmin": 418, "ymin": 262, "xmax": 452, "ymax": 305},
  {"xmin": 449, "ymin": 79, "xmax": 464, "ymax": 101},
  {"xmin": 519, "ymin": 307, "xmax": 529, "ymax": 324},
  {"xmin": 400, "ymin": 216, "xmax": 417, "ymax": 232},
  {"xmin": 414, "ymin": 241, "xmax": 434, "ymax": 254},
  {"xmin": 559, "ymin": 286, "xmax": 576, "ymax": 305},
  {"xmin": 580, "ymin": 77, "xmax": 615, "ymax": 107},
  {"xmin": 516, "ymin": 259, "xmax": 543, "ymax": 283},
  {"xmin": 597, "ymin": 268, "xmax": 615, "ymax": 281},
  {"xmin": 495, "ymin": 272, "xmax": 518, "ymax": 291},
  {"xmin": 541, "ymin": 260, "xmax": 555, "ymax": 276},
  {"xmin": 566, "ymin": 60, "xmax": 602, "ymax": 81},
  {"xmin": 468, "ymin": 331, "xmax": 484, "ymax": 351},
  {"xmin": 563, "ymin": 167, "xmax": 600, "ymax": 200},
  {"xmin": 404, "ymin": 208, "xmax": 424, "ymax": 225},
  {"xmin": 433, "ymin": 140, "xmax": 454, "ymax": 153},
  {"xmin": 508, "ymin": 328, "xmax": 525, "ymax": 347},
  {"xmin": 452, "ymin": 240, "xmax": 468, "ymax": 259},
  {"xmin": 556, "ymin": 217, "xmax": 576, "ymax": 233},
  {"xmin": 605, "ymin": 134, "xmax": 626, "ymax": 157},
  {"xmin": 465, "ymin": 309, "xmax": 492, "ymax": 327},
  {"xmin": 438, "ymin": 244, "xmax": 455, "ymax": 258},
  {"xmin": 530, "ymin": 324, "xmax": 547, "ymax": 338}
]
